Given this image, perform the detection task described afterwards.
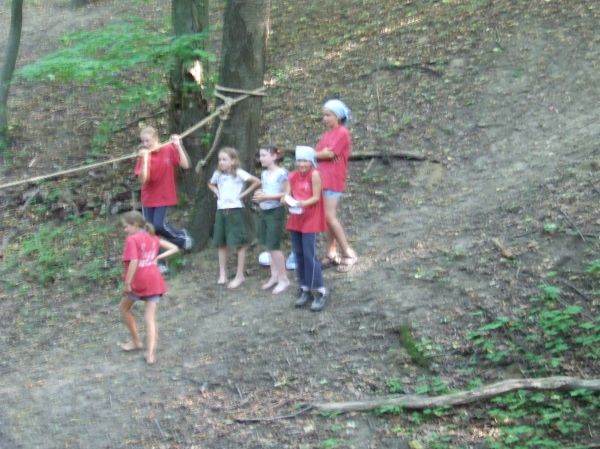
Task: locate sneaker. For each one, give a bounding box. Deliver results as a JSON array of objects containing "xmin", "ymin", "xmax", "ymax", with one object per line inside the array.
[
  {"xmin": 310, "ymin": 290, "xmax": 329, "ymax": 312},
  {"xmin": 294, "ymin": 289, "xmax": 312, "ymax": 308},
  {"xmin": 158, "ymin": 262, "xmax": 169, "ymax": 274},
  {"xmin": 182, "ymin": 231, "xmax": 193, "ymax": 251},
  {"xmin": 286, "ymin": 252, "xmax": 297, "ymax": 270}
]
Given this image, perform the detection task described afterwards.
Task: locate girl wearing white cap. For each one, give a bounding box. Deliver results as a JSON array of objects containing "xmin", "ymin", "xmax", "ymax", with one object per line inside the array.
[
  {"xmin": 315, "ymin": 99, "xmax": 358, "ymax": 273},
  {"xmin": 283, "ymin": 146, "xmax": 329, "ymax": 311}
]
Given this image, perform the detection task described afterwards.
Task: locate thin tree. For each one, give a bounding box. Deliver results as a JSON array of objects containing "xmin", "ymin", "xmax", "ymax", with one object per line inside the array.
[
  {"xmin": 0, "ymin": 0, "xmax": 23, "ymax": 160},
  {"xmin": 169, "ymin": 0, "xmax": 211, "ymax": 248}
]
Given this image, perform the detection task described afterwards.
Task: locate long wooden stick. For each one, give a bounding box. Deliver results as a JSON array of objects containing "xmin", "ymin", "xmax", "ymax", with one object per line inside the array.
[
  {"xmin": 312, "ymin": 376, "xmax": 600, "ymax": 413},
  {"xmin": 0, "ymin": 86, "xmax": 266, "ymax": 191}
]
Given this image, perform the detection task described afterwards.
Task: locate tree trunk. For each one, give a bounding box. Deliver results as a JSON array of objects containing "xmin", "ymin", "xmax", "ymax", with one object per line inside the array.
[
  {"xmin": 214, "ymin": 0, "xmax": 270, "ymax": 241},
  {"xmin": 0, "ymin": 0, "xmax": 23, "ymax": 160},
  {"xmin": 169, "ymin": 0, "xmax": 210, "ymax": 248},
  {"xmin": 218, "ymin": 0, "xmax": 269, "ymax": 169}
]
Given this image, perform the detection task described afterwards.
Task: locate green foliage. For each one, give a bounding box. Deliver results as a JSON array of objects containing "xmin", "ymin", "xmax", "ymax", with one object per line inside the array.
[
  {"xmin": 18, "ymin": 17, "xmax": 215, "ymax": 156},
  {"xmin": 487, "ymin": 390, "xmax": 596, "ymax": 449},
  {"xmin": 374, "ymin": 404, "xmax": 403, "ymax": 416},
  {"xmin": 586, "ymin": 258, "xmax": 600, "ymax": 276},
  {"xmin": 414, "ymin": 376, "xmax": 451, "ymax": 396},
  {"xmin": 397, "ymin": 325, "xmax": 431, "ymax": 368},
  {"xmin": 466, "ymin": 316, "xmax": 514, "ymax": 363},
  {"xmin": 3, "ymin": 214, "xmax": 121, "ymax": 289},
  {"xmin": 542, "ymin": 222, "xmax": 560, "ymax": 234},
  {"xmin": 460, "ymin": 284, "xmax": 600, "ymax": 448},
  {"xmin": 320, "ymin": 438, "xmax": 342, "ymax": 449},
  {"xmin": 467, "ymin": 285, "xmax": 599, "ymax": 368}
]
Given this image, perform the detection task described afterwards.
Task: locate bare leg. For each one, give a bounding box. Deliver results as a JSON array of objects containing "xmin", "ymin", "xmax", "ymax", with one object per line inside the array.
[
  {"xmin": 217, "ymin": 246, "xmax": 228, "ymax": 284},
  {"xmin": 271, "ymin": 250, "xmax": 290, "ymax": 294},
  {"xmin": 228, "ymin": 246, "xmax": 246, "ymax": 289},
  {"xmin": 119, "ymin": 297, "xmax": 143, "ymax": 350},
  {"xmin": 262, "ymin": 261, "xmax": 278, "ymax": 290},
  {"xmin": 144, "ymin": 301, "xmax": 158, "ymax": 364},
  {"xmin": 324, "ymin": 196, "xmax": 356, "ymax": 259}
]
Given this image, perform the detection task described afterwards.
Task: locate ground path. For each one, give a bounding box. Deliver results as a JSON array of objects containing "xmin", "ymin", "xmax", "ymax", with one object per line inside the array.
[{"xmin": 1, "ymin": 3, "xmax": 599, "ymax": 448}]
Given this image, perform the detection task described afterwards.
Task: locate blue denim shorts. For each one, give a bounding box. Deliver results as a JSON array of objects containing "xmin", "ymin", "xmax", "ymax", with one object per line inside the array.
[
  {"xmin": 323, "ymin": 189, "xmax": 343, "ymax": 199},
  {"xmin": 127, "ymin": 293, "xmax": 161, "ymax": 303}
]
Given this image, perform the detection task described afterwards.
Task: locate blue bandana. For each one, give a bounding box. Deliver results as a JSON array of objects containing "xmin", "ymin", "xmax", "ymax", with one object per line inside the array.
[
  {"xmin": 323, "ymin": 99, "xmax": 351, "ymax": 125},
  {"xmin": 295, "ymin": 145, "xmax": 317, "ymax": 167}
]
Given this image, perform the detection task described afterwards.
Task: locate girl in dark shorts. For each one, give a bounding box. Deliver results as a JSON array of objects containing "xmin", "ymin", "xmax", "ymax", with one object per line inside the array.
[
  {"xmin": 208, "ymin": 147, "xmax": 260, "ymax": 289},
  {"xmin": 253, "ymin": 145, "xmax": 290, "ymax": 295}
]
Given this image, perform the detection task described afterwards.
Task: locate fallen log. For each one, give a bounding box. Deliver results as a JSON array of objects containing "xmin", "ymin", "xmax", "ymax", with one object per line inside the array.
[
  {"xmin": 349, "ymin": 151, "xmax": 438, "ymax": 163},
  {"xmin": 281, "ymin": 149, "xmax": 438, "ymax": 163},
  {"xmin": 313, "ymin": 376, "xmax": 600, "ymax": 413}
]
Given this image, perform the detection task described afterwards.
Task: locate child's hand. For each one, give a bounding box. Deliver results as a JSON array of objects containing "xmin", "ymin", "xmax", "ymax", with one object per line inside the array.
[
  {"xmin": 252, "ymin": 189, "xmax": 265, "ymax": 203},
  {"xmin": 138, "ymin": 149, "xmax": 150, "ymax": 158},
  {"xmin": 123, "ymin": 282, "xmax": 132, "ymax": 294},
  {"xmin": 170, "ymin": 134, "xmax": 181, "ymax": 145}
]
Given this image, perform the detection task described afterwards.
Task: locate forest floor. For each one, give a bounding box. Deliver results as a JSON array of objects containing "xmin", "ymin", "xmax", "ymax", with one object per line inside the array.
[{"xmin": 0, "ymin": 1, "xmax": 599, "ymax": 448}]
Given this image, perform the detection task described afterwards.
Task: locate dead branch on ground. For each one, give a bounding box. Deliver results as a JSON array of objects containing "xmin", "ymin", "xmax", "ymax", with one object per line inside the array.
[
  {"xmin": 313, "ymin": 376, "xmax": 600, "ymax": 413},
  {"xmin": 234, "ymin": 377, "xmax": 599, "ymax": 423}
]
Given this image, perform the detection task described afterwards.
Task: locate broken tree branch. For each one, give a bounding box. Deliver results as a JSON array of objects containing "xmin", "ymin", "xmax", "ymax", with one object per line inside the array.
[
  {"xmin": 559, "ymin": 208, "xmax": 586, "ymax": 242},
  {"xmin": 312, "ymin": 376, "xmax": 600, "ymax": 413},
  {"xmin": 235, "ymin": 404, "xmax": 313, "ymax": 423},
  {"xmin": 491, "ymin": 238, "xmax": 514, "ymax": 259}
]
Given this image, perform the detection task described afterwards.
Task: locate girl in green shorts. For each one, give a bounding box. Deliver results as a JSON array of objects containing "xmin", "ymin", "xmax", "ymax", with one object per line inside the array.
[
  {"xmin": 208, "ymin": 147, "xmax": 260, "ymax": 289},
  {"xmin": 252, "ymin": 145, "xmax": 290, "ymax": 295}
]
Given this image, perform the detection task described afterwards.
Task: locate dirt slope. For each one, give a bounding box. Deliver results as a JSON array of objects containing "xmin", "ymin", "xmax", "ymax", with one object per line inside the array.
[{"xmin": 1, "ymin": 1, "xmax": 599, "ymax": 448}]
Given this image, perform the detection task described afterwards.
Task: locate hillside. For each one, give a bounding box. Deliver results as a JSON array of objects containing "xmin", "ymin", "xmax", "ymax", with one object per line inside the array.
[{"xmin": 1, "ymin": 1, "xmax": 599, "ymax": 448}]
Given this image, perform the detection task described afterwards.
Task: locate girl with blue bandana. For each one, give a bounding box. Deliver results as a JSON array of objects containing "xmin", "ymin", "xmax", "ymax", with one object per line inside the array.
[{"xmin": 315, "ymin": 99, "xmax": 358, "ymax": 273}]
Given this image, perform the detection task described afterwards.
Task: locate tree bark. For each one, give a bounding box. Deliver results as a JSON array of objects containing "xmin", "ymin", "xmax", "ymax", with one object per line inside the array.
[
  {"xmin": 169, "ymin": 0, "xmax": 210, "ymax": 248},
  {"xmin": 218, "ymin": 0, "xmax": 269, "ymax": 168},
  {"xmin": 0, "ymin": 0, "xmax": 23, "ymax": 160},
  {"xmin": 213, "ymin": 0, "xmax": 270, "ymax": 241}
]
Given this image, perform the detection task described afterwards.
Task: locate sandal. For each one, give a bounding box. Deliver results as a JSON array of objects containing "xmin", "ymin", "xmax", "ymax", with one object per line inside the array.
[
  {"xmin": 337, "ymin": 256, "xmax": 358, "ymax": 273},
  {"xmin": 321, "ymin": 254, "xmax": 341, "ymax": 269}
]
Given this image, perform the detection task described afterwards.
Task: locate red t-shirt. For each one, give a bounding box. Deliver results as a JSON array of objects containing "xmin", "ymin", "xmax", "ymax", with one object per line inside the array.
[
  {"xmin": 134, "ymin": 143, "xmax": 181, "ymax": 207},
  {"xmin": 286, "ymin": 169, "xmax": 326, "ymax": 233},
  {"xmin": 122, "ymin": 231, "xmax": 167, "ymax": 297},
  {"xmin": 316, "ymin": 125, "xmax": 351, "ymax": 192}
]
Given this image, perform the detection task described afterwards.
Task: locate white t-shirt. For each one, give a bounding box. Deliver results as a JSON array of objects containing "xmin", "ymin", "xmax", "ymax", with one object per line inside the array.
[
  {"xmin": 210, "ymin": 168, "xmax": 252, "ymax": 209},
  {"xmin": 259, "ymin": 167, "xmax": 288, "ymax": 210}
]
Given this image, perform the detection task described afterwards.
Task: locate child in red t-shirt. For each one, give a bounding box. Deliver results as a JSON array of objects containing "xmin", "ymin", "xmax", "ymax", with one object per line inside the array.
[
  {"xmin": 119, "ymin": 211, "xmax": 179, "ymax": 365},
  {"xmin": 134, "ymin": 127, "xmax": 192, "ymax": 267},
  {"xmin": 283, "ymin": 146, "xmax": 329, "ymax": 312}
]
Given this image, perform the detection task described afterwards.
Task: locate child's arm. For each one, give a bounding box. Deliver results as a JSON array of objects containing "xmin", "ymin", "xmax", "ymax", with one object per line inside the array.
[
  {"xmin": 254, "ymin": 186, "xmax": 286, "ymax": 203},
  {"xmin": 207, "ymin": 182, "xmax": 219, "ymax": 199},
  {"xmin": 281, "ymin": 179, "xmax": 291, "ymax": 204},
  {"xmin": 316, "ymin": 148, "xmax": 337, "ymax": 161},
  {"xmin": 156, "ymin": 239, "xmax": 180, "ymax": 261},
  {"xmin": 137, "ymin": 150, "xmax": 151, "ymax": 184},
  {"xmin": 124, "ymin": 259, "xmax": 139, "ymax": 293},
  {"xmin": 239, "ymin": 174, "xmax": 261, "ymax": 200},
  {"xmin": 171, "ymin": 134, "xmax": 191, "ymax": 170},
  {"xmin": 299, "ymin": 171, "xmax": 322, "ymax": 208}
]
